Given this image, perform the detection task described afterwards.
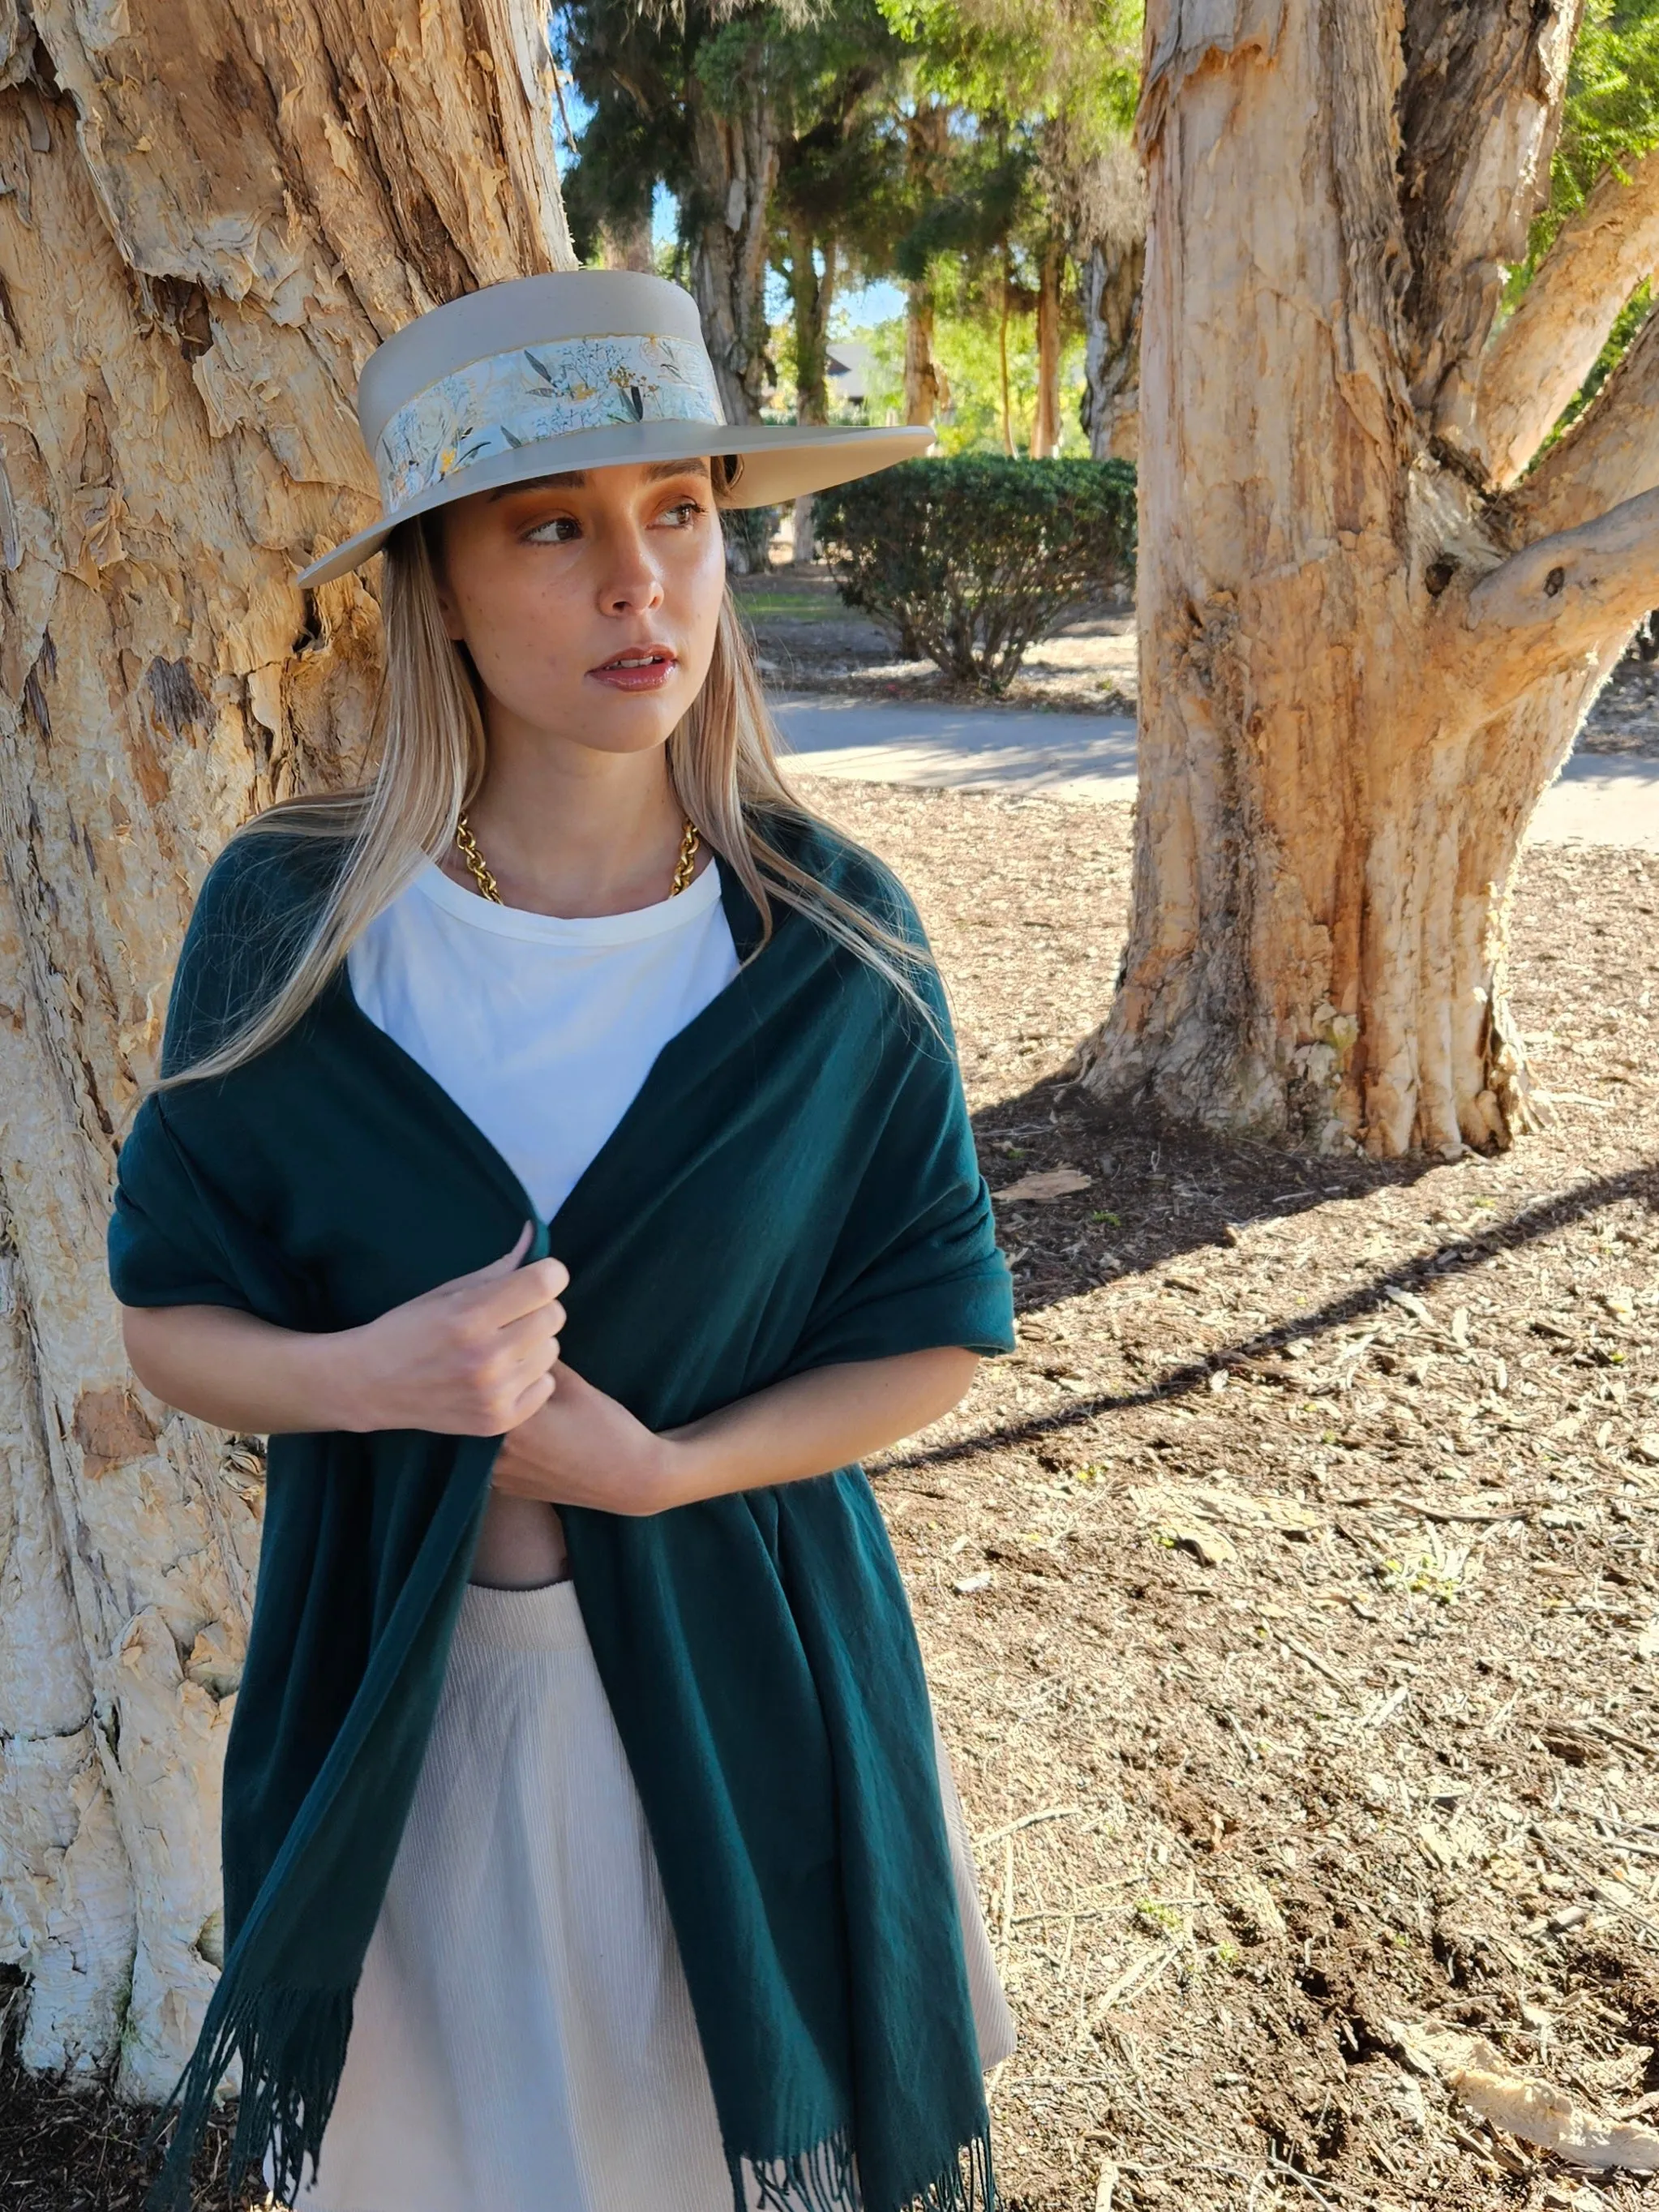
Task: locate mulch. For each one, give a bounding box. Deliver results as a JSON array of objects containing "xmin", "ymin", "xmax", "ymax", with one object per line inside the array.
[
  {"xmin": 7, "ymin": 784, "xmax": 1659, "ymax": 2211},
  {"xmin": 821, "ymin": 782, "xmax": 1659, "ymax": 2210}
]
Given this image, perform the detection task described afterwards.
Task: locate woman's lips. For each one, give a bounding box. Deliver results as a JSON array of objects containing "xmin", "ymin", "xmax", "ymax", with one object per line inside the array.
[{"xmin": 587, "ymin": 648, "xmax": 679, "ymax": 692}]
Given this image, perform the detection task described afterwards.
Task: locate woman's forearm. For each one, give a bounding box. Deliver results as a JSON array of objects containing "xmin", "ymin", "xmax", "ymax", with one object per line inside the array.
[
  {"xmin": 120, "ymin": 1302, "xmax": 361, "ymax": 1434},
  {"xmin": 491, "ymin": 1345, "xmax": 980, "ymax": 1515},
  {"xmin": 120, "ymin": 1232, "xmax": 567, "ymax": 1439},
  {"xmin": 659, "ymin": 1348, "xmax": 980, "ymax": 1505}
]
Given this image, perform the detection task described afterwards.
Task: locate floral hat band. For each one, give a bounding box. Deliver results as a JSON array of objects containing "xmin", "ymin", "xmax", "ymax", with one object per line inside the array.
[
  {"xmin": 375, "ymin": 332, "xmax": 725, "ymax": 514},
  {"xmin": 294, "ymin": 269, "xmax": 934, "ymax": 590}
]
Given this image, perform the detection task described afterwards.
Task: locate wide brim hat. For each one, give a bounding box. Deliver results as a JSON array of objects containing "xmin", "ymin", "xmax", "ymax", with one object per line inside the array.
[{"xmin": 294, "ymin": 270, "xmax": 932, "ymax": 588}]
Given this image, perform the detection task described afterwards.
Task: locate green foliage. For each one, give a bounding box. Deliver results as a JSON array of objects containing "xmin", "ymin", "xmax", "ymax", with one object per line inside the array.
[
  {"xmin": 813, "ymin": 455, "xmax": 1135, "ymax": 692},
  {"xmin": 1509, "ymin": 0, "xmax": 1659, "ymax": 296},
  {"xmin": 881, "ymin": 0, "xmax": 1139, "ymax": 142},
  {"xmin": 775, "ymin": 310, "xmax": 1087, "ymax": 450},
  {"xmin": 1502, "ymin": 2, "xmax": 1659, "ymax": 453}
]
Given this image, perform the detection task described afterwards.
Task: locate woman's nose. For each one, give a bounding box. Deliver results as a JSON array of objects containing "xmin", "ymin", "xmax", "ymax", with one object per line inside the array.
[{"xmin": 598, "ymin": 529, "xmax": 663, "ymax": 614}]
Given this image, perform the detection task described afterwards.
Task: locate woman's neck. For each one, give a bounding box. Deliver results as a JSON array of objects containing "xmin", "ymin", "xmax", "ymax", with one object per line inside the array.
[{"xmin": 444, "ymin": 713, "xmax": 692, "ymax": 920}]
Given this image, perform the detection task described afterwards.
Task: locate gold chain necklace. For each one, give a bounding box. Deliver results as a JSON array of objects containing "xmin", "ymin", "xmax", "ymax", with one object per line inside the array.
[{"xmin": 453, "ymin": 811, "xmax": 701, "ymax": 906}]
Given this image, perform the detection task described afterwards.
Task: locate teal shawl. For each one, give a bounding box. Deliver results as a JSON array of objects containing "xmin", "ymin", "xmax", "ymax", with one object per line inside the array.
[{"xmin": 106, "ymin": 815, "xmax": 1016, "ymax": 2212}]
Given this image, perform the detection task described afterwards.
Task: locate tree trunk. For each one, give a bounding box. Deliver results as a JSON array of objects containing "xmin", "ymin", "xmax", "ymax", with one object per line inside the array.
[
  {"xmin": 900, "ymin": 101, "xmax": 950, "ymax": 435},
  {"xmin": 687, "ymin": 71, "xmax": 777, "ymax": 426},
  {"xmin": 903, "ymin": 280, "xmax": 946, "ymax": 428},
  {"xmin": 1030, "ymin": 236, "xmax": 1064, "ymax": 458},
  {"xmin": 601, "ymin": 205, "xmax": 656, "ymax": 274},
  {"xmin": 1074, "ymin": 0, "xmax": 1659, "ymax": 1160},
  {"xmin": 0, "ymin": 0, "xmax": 570, "ymax": 2095},
  {"xmin": 1079, "ymin": 234, "xmax": 1143, "ymax": 462},
  {"xmin": 997, "ymin": 262, "xmax": 1015, "ymax": 457},
  {"xmin": 1072, "ymin": 137, "xmax": 1147, "ymax": 461},
  {"xmin": 788, "ymin": 225, "xmax": 834, "ymax": 567}
]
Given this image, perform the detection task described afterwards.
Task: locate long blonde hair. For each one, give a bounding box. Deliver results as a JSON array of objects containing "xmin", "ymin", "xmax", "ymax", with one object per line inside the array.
[{"xmin": 155, "ymin": 509, "xmax": 936, "ymax": 1090}]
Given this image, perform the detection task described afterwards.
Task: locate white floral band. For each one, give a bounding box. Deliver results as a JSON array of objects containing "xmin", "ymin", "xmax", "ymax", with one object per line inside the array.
[{"xmin": 374, "ymin": 333, "xmax": 727, "ymax": 512}]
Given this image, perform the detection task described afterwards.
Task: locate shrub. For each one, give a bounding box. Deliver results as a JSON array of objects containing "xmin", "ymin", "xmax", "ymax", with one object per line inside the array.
[
  {"xmin": 813, "ymin": 457, "xmax": 1136, "ymax": 694},
  {"xmin": 720, "ymin": 502, "xmax": 780, "ymax": 575}
]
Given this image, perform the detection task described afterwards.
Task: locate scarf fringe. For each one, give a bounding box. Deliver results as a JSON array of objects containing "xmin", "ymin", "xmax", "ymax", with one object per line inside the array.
[
  {"xmin": 735, "ymin": 2123, "xmax": 997, "ymax": 2212},
  {"xmin": 143, "ymin": 1982, "xmax": 354, "ymax": 2212}
]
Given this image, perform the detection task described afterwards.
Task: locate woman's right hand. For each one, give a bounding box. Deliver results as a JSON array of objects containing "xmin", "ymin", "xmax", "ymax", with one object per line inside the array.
[{"xmin": 333, "ymin": 1222, "xmax": 568, "ymax": 1435}]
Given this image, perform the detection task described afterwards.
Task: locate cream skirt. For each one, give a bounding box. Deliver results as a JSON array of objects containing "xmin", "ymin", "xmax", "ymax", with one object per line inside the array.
[{"xmin": 284, "ymin": 1576, "xmax": 1015, "ymax": 2212}]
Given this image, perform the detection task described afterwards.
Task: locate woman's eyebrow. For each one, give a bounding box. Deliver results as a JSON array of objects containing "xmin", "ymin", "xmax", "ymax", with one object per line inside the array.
[
  {"xmin": 488, "ymin": 470, "xmax": 585, "ymax": 500},
  {"xmin": 488, "ymin": 459, "xmax": 713, "ymax": 504}
]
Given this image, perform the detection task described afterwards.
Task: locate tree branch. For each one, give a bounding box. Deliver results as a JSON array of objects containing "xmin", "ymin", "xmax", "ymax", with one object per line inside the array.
[
  {"xmin": 1509, "ymin": 298, "xmax": 1659, "ymax": 541},
  {"xmin": 1477, "ymin": 146, "xmax": 1659, "ymax": 487},
  {"xmin": 1452, "ymin": 484, "xmax": 1659, "ymax": 714}
]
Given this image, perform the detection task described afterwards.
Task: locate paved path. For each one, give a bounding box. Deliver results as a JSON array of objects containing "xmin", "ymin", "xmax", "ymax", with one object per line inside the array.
[{"xmin": 770, "ymin": 695, "xmax": 1659, "ymax": 850}]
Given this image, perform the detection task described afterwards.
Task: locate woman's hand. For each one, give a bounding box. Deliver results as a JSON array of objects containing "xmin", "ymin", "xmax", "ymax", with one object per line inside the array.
[
  {"xmin": 341, "ymin": 1223, "xmax": 568, "ymax": 1434},
  {"xmin": 490, "ymin": 1345, "xmax": 980, "ymax": 1518},
  {"xmin": 491, "ymin": 1361, "xmax": 679, "ymax": 1515},
  {"xmin": 120, "ymin": 1222, "xmax": 568, "ymax": 1438}
]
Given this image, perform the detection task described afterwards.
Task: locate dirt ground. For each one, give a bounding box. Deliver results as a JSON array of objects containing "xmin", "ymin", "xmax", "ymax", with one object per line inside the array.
[
  {"xmin": 735, "ymin": 566, "xmax": 1659, "ymax": 755},
  {"xmin": 813, "ymin": 782, "xmax": 1659, "ymax": 2212},
  {"xmin": 6, "ymin": 788, "xmax": 1659, "ymax": 2212}
]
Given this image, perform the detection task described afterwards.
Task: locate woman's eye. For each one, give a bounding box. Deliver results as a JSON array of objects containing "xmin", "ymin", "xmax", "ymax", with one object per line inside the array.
[
  {"xmin": 525, "ymin": 514, "xmax": 581, "ymax": 544},
  {"xmin": 658, "ymin": 499, "xmax": 704, "ymax": 528}
]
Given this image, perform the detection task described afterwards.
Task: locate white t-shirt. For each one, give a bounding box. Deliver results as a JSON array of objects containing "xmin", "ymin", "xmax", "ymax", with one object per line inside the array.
[{"xmin": 346, "ymin": 854, "xmax": 740, "ymax": 1221}]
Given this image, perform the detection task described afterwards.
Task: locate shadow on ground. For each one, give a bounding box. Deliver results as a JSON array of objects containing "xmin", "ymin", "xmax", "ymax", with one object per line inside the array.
[{"xmin": 958, "ymin": 1068, "xmax": 1659, "ymax": 1467}]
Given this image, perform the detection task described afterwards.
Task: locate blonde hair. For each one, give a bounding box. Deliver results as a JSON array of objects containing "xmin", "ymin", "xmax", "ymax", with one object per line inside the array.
[{"xmin": 155, "ymin": 508, "xmax": 937, "ymax": 1090}]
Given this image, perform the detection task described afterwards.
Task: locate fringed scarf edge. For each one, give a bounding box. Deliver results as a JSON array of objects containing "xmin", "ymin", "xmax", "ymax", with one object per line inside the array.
[
  {"xmin": 143, "ymin": 1981, "xmax": 354, "ymax": 2212},
  {"xmin": 733, "ymin": 2120, "xmax": 997, "ymax": 2212}
]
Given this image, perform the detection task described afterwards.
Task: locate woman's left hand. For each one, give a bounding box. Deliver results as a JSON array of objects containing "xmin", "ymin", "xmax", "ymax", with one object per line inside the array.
[
  {"xmin": 490, "ymin": 1344, "xmax": 980, "ymax": 1520},
  {"xmin": 491, "ymin": 1361, "xmax": 684, "ymax": 1515}
]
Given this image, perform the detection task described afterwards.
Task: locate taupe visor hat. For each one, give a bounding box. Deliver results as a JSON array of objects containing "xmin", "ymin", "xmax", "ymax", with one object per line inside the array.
[{"xmin": 294, "ymin": 269, "xmax": 932, "ymax": 588}]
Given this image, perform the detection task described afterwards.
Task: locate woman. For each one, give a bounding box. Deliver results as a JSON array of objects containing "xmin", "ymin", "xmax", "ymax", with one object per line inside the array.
[{"xmin": 109, "ymin": 270, "xmax": 1016, "ymax": 2212}]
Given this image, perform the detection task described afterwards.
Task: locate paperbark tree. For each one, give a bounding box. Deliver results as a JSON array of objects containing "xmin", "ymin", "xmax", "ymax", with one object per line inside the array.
[
  {"xmin": 0, "ymin": 0, "xmax": 570, "ymax": 2096},
  {"xmin": 1074, "ymin": 138, "xmax": 1146, "ymax": 461},
  {"xmin": 1074, "ymin": 0, "xmax": 1659, "ymax": 1158},
  {"xmin": 687, "ymin": 67, "xmax": 778, "ymax": 424},
  {"xmin": 1078, "ymin": 232, "xmax": 1141, "ymax": 459},
  {"xmin": 900, "ymin": 102, "xmax": 952, "ymax": 428}
]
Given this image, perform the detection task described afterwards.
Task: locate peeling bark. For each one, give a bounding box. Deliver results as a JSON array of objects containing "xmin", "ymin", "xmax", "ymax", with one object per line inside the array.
[
  {"xmin": 1398, "ymin": 0, "xmax": 1579, "ymax": 447},
  {"xmin": 0, "ymin": 0, "xmax": 570, "ymax": 2091},
  {"xmin": 1079, "ymin": 233, "xmax": 1142, "ymax": 462},
  {"xmin": 1076, "ymin": 0, "xmax": 1644, "ymax": 1160},
  {"xmin": 686, "ymin": 71, "xmax": 776, "ymax": 425},
  {"xmin": 1073, "ymin": 137, "xmax": 1146, "ymax": 461}
]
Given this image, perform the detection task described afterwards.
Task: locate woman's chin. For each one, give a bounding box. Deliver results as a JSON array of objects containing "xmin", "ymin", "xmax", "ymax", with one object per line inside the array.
[{"xmin": 542, "ymin": 683, "xmax": 690, "ymax": 757}]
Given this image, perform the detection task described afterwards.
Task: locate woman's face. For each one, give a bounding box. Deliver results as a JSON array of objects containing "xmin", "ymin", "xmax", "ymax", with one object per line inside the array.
[{"xmin": 431, "ymin": 457, "xmax": 728, "ymax": 759}]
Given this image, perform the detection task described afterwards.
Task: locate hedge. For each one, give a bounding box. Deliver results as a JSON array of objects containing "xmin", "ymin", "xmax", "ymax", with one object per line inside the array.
[{"xmin": 812, "ymin": 456, "xmax": 1136, "ymax": 694}]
